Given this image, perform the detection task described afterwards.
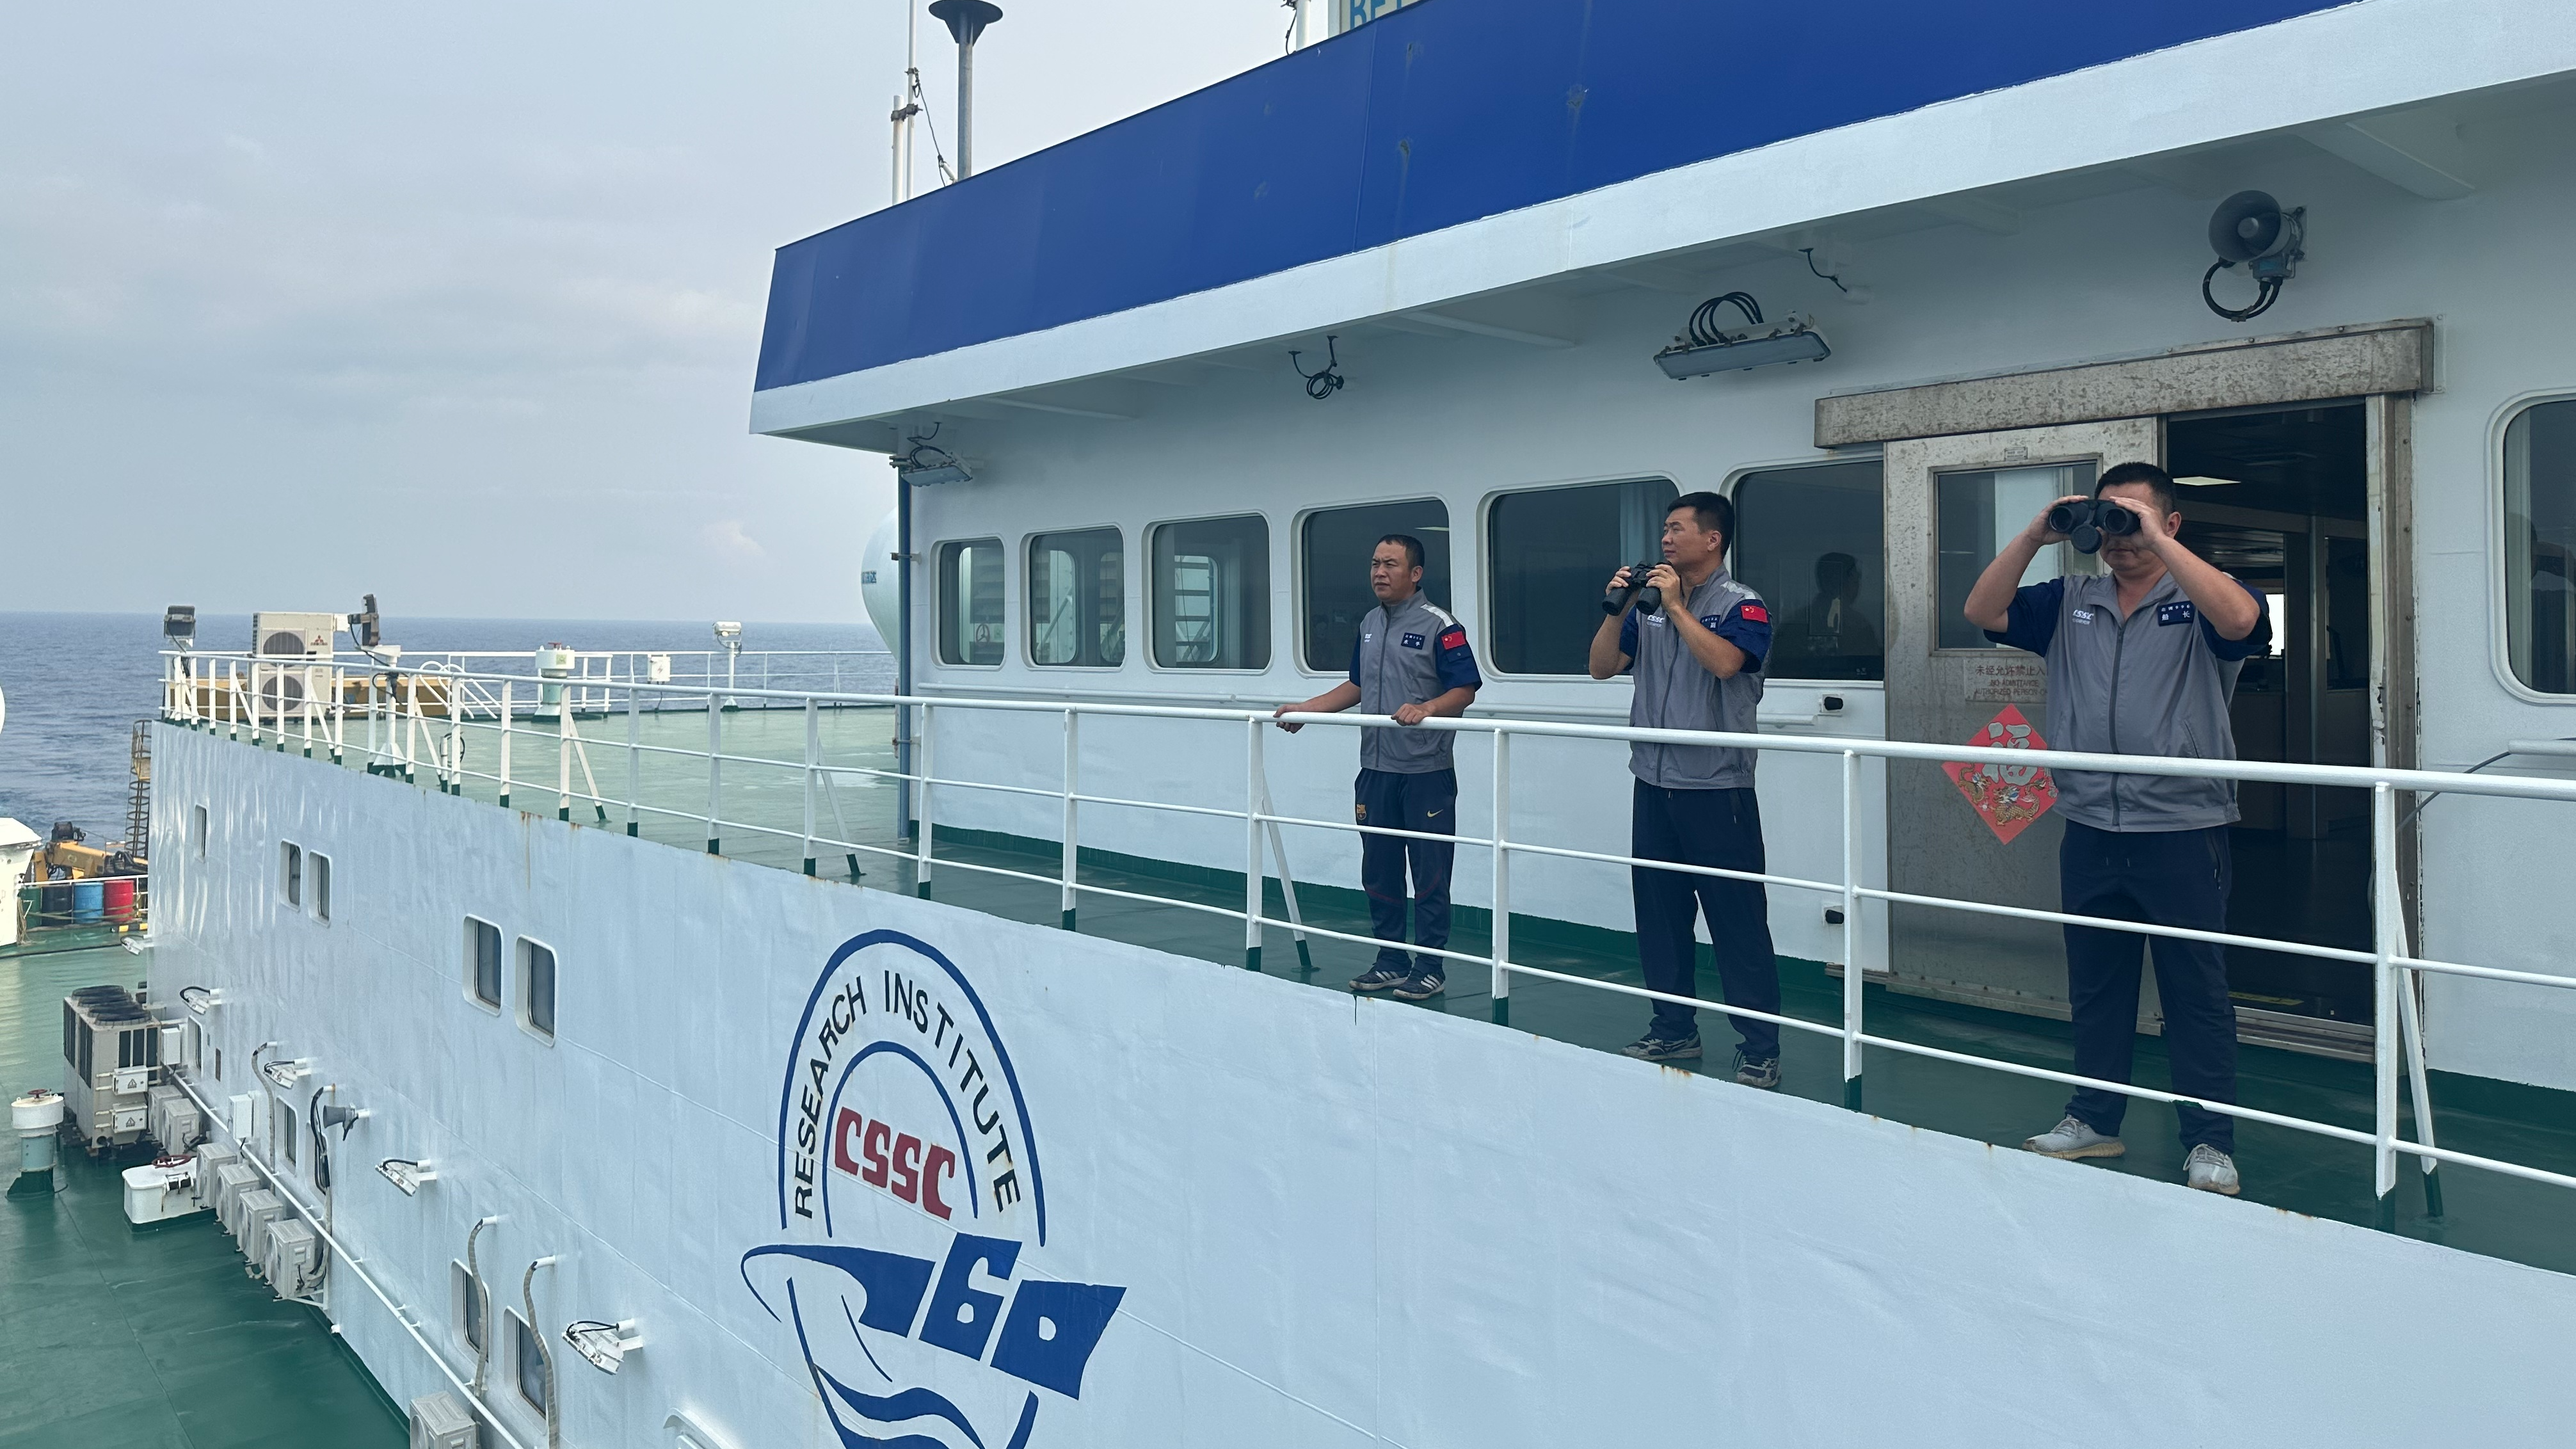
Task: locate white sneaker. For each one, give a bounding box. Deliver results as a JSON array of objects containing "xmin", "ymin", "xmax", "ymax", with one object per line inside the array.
[
  {"xmin": 2023, "ymin": 1115, "xmax": 2125, "ymax": 1160},
  {"xmin": 2184, "ymin": 1144, "xmax": 2241, "ymax": 1196}
]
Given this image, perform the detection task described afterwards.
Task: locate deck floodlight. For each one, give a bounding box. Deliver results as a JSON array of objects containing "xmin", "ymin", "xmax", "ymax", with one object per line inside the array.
[
  {"xmin": 712, "ymin": 621, "xmax": 742, "ymax": 641},
  {"xmin": 163, "ymin": 605, "xmax": 197, "ymax": 647},
  {"xmin": 894, "ymin": 427, "xmax": 972, "ymax": 488},
  {"xmin": 179, "ymin": 986, "xmax": 223, "ymax": 1015},
  {"xmin": 260, "ymin": 1057, "xmax": 312, "ymax": 1090},
  {"xmin": 377, "ymin": 1158, "xmax": 437, "ymax": 1196},
  {"xmin": 2202, "ymin": 190, "xmax": 2304, "ymax": 323},
  {"xmin": 564, "ymin": 1319, "xmax": 644, "ymax": 1374},
  {"xmin": 1654, "ymin": 292, "xmax": 1830, "ymax": 378}
]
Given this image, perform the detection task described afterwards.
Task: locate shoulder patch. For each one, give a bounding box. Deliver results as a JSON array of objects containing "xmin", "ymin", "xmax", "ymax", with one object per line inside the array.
[
  {"xmin": 1438, "ymin": 627, "xmax": 1467, "ymax": 650},
  {"xmin": 1736, "ymin": 602, "xmax": 1770, "ymax": 624}
]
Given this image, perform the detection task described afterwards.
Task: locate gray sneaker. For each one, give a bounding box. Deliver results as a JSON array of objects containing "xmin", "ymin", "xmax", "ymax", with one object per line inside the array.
[
  {"xmin": 1732, "ymin": 1052, "xmax": 1782, "ymax": 1091},
  {"xmin": 1620, "ymin": 1032, "xmax": 1702, "ymax": 1063},
  {"xmin": 2184, "ymin": 1143, "xmax": 2241, "ymax": 1196},
  {"xmin": 1393, "ymin": 970, "xmax": 1446, "ymax": 1001},
  {"xmin": 1350, "ymin": 965, "xmax": 1409, "ymax": 993},
  {"xmin": 2022, "ymin": 1115, "xmax": 2125, "ymax": 1160}
]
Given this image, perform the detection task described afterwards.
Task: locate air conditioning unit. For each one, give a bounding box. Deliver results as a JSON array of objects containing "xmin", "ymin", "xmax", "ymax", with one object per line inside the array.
[
  {"xmin": 61, "ymin": 986, "xmax": 158, "ymax": 1149},
  {"xmin": 408, "ymin": 1390, "xmax": 481, "ymax": 1449},
  {"xmin": 232, "ymin": 1187, "xmax": 286, "ymax": 1260},
  {"xmin": 146, "ymin": 1084, "xmax": 202, "ymax": 1152},
  {"xmin": 250, "ymin": 612, "xmax": 342, "ymax": 724},
  {"xmin": 194, "ymin": 1142, "xmax": 239, "ymax": 1206},
  {"xmin": 210, "ymin": 1162, "xmax": 257, "ymax": 1228},
  {"xmin": 265, "ymin": 1218, "xmax": 325, "ymax": 1298}
]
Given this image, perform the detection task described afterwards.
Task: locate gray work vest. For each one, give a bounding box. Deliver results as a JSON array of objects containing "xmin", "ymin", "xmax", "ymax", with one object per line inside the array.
[
  {"xmin": 2038, "ymin": 572, "xmax": 2255, "ymax": 832},
  {"xmin": 1355, "ymin": 595, "xmax": 1466, "ymax": 774},
  {"xmin": 1628, "ymin": 570, "xmax": 1766, "ymax": 791}
]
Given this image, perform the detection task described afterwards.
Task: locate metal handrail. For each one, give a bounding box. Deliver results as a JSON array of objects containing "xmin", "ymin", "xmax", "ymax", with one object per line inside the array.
[{"xmin": 160, "ymin": 652, "xmax": 2576, "ymax": 1214}]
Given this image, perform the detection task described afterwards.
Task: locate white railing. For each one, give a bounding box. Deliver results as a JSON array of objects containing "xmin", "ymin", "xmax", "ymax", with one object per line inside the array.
[
  {"xmin": 160, "ymin": 653, "xmax": 2576, "ymax": 1218},
  {"xmin": 167, "ymin": 647, "xmax": 890, "ymax": 719}
]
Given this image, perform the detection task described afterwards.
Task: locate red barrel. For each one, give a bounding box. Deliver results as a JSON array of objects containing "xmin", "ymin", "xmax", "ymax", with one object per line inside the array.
[{"xmin": 102, "ymin": 876, "xmax": 136, "ymax": 924}]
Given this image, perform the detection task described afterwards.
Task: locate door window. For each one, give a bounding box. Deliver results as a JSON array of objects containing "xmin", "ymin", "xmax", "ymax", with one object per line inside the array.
[
  {"xmin": 1485, "ymin": 478, "xmax": 1677, "ymax": 674},
  {"xmin": 1028, "ymin": 529, "xmax": 1124, "ymax": 668},
  {"xmin": 1732, "ymin": 461, "xmax": 1885, "ymax": 680},
  {"xmin": 1302, "ymin": 500, "xmax": 1450, "ymax": 671},
  {"xmin": 1150, "ymin": 515, "xmax": 1270, "ymax": 669},
  {"xmin": 938, "ymin": 540, "xmax": 1005, "ymax": 666},
  {"xmin": 1937, "ymin": 463, "xmax": 2098, "ymax": 650},
  {"xmin": 2506, "ymin": 399, "xmax": 2576, "ymax": 693}
]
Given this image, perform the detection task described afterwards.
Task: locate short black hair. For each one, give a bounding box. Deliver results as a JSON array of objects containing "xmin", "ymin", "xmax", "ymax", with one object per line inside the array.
[
  {"xmin": 1375, "ymin": 533, "xmax": 1426, "ymax": 570},
  {"xmin": 2097, "ymin": 461, "xmax": 2177, "ymax": 516},
  {"xmin": 1816, "ymin": 551, "xmax": 1860, "ymax": 589},
  {"xmin": 1666, "ymin": 491, "xmax": 1734, "ymax": 545}
]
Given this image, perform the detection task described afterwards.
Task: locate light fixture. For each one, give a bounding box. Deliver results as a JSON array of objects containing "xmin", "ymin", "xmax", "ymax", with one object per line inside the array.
[
  {"xmin": 179, "ymin": 986, "xmax": 223, "ymax": 1015},
  {"xmin": 564, "ymin": 1319, "xmax": 644, "ymax": 1373},
  {"xmin": 1654, "ymin": 292, "xmax": 1831, "ymax": 379},
  {"xmin": 893, "ymin": 426, "xmax": 972, "ymax": 488},
  {"xmin": 260, "ymin": 1057, "xmax": 312, "ymax": 1090},
  {"xmin": 2202, "ymin": 190, "xmax": 2305, "ymax": 323},
  {"xmin": 163, "ymin": 605, "xmax": 197, "ymax": 648},
  {"xmin": 2173, "ymin": 476, "xmax": 2237, "ymax": 488},
  {"xmin": 121, "ymin": 936, "xmax": 153, "ymax": 956},
  {"xmin": 711, "ymin": 621, "xmax": 742, "ymax": 642},
  {"xmin": 377, "ymin": 1158, "xmax": 438, "ymax": 1196}
]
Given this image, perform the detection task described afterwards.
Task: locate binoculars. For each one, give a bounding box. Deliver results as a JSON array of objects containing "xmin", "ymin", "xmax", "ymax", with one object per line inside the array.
[
  {"xmin": 1603, "ymin": 561, "xmax": 1665, "ymax": 617},
  {"xmin": 2047, "ymin": 498, "xmax": 2142, "ymax": 554}
]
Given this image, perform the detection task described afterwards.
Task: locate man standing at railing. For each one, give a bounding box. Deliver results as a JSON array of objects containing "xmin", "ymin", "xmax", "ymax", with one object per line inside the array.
[
  {"xmin": 1274, "ymin": 534, "xmax": 1482, "ymax": 1000},
  {"xmin": 1588, "ymin": 492, "xmax": 1783, "ymax": 1089},
  {"xmin": 1964, "ymin": 461, "xmax": 2271, "ymax": 1196}
]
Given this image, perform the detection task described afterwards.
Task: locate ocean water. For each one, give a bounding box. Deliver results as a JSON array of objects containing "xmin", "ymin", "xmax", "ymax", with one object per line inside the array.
[{"xmin": 0, "ymin": 612, "xmax": 891, "ymax": 845}]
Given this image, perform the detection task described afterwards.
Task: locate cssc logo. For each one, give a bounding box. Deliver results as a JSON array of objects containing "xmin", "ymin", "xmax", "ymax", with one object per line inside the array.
[{"xmin": 742, "ymin": 930, "xmax": 1124, "ymax": 1448}]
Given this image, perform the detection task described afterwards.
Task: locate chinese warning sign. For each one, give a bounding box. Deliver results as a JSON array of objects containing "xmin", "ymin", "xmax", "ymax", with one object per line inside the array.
[{"xmin": 1944, "ymin": 705, "xmax": 2057, "ymax": 844}]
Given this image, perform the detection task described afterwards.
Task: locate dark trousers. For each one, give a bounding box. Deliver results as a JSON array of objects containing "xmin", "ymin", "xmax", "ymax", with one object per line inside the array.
[
  {"xmin": 2060, "ymin": 821, "xmax": 2240, "ymax": 1151},
  {"xmin": 1632, "ymin": 783, "xmax": 1780, "ymax": 1057},
  {"xmin": 1356, "ymin": 768, "xmax": 1455, "ymax": 974}
]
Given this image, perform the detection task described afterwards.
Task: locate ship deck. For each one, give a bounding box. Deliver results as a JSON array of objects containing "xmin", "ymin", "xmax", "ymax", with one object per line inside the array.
[
  {"xmin": 0, "ymin": 941, "xmax": 403, "ymax": 1449},
  {"xmin": 388, "ymin": 705, "xmax": 2576, "ymax": 1274}
]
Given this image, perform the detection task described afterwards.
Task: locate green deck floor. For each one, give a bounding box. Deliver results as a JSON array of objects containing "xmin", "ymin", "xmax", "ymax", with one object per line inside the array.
[
  {"xmin": 0, "ymin": 944, "xmax": 404, "ymax": 1449},
  {"xmin": 199, "ymin": 708, "xmax": 2576, "ymax": 1277}
]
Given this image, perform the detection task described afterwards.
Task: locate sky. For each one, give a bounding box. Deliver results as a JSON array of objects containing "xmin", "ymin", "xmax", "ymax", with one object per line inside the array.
[{"xmin": 0, "ymin": 2, "xmax": 1286, "ymax": 624}]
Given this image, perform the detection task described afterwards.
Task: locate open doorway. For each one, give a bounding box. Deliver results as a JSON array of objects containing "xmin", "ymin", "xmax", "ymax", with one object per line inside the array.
[{"xmin": 2166, "ymin": 404, "xmax": 2374, "ymax": 1048}]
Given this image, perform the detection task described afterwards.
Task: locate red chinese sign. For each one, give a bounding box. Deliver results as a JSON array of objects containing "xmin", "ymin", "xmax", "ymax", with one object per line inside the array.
[{"xmin": 1944, "ymin": 705, "xmax": 2057, "ymax": 844}]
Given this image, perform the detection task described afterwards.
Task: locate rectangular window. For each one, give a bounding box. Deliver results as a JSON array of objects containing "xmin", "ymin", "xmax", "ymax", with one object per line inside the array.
[
  {"xmin": 1936, "ymin": 462, "xmax": 2099, "ymax": 650},
  {"xmin": 454, "ymin": 1261, "xmax": 488, "ymax": 1356},
  {"xmin": 1151, "ymin": 515, "xmax": 1271, "ymax": 669},
  {"xmin": 513, "ymin": 1312, "xmax": 550, "ymax": 1416},
  {"xmin": 1732, "ymin": 461, "xmax": 1886, "ymax": 680},
  {"xmin": 1485, "ymin": 478, "xmax": 1677, "ymax": 675},
  {"xmin": 467, "ymin": 918, "xmax": 504, "ymax": 1009},
  {"xmin": 1301, "ymin": 500, "xmax": 1450, "ymax": 671},
  {"xmin": 1028, "ymin": 528, "xmax": 1125, "ymax": 667},
  {"xmin": 938, "ymin": 539, "xmax": 1005, "ymax": 665},
  {"xmin": 280, "ymin": 842, "xmax": 302, "ymax": 906},
  {"xmin": 192, "ymin": 805, "xmax": 208, "ymax": 859},
  {"xmin": 520, "ymin": 939, "xmax": 557, "ymax": 1039},
  {"xmin": 2506, "ymin": 399, "xmax": 2576, "ymax": 693},
  {"xmin": 275, "ymin": 1098, "xmax": 298, "ymax": 1169},
  {"xmin": 310, "ymin": 854, "xmax": 332, "ymax": 922}
]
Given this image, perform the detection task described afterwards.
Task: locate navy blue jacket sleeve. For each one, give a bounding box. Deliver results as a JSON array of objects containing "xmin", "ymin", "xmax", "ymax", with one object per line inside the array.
[
  {"xmin": 1709, "ymin": 600, "xmax": 1772, "ymax": 671},
  {"xmin": 1617, "ymin": 609, "xmax": 1638, "ymax": 666},
  {"xmin": 1434, "ymin": 623, "xmax": 1482, "ymax": 691},
  {"xmin": 2202, "ymin": 579, "xmax": 2274, "ymax": 662},
  {"xmin": 1347, "ymin": 630, "xmax": 1364, "ymax": 687},
  {"xmin": 1984, "ymin": 579, "xmax": 2065, "ymax": 656}
]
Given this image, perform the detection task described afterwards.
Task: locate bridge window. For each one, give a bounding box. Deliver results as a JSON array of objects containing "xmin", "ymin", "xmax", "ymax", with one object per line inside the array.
[
  {"xmin": 1301, "ymin": 500, "xmax": 1450, "ymax": 672},
  {"xmin": 310, "ymin": 853, "xmax": 332, "ymax": 922},
  {"xmin": 1732, "ymin": 461, "xmax": 1886, "ymax": 680},
  {"xmin": 1028, "ymin": 528, "xmax": 1124, "ymax": 668},
  {"xmin": 519, "ymin": 938, "xmax": 556, "ymax": 1041},
  {"xmin": 1937, "ymin": 461, "xmax": 2098, "ymax": 650},
  {"xmin": 192, "ymin": 805, "xmax": 208, "ymax": 859},
  {"xmin": 1485, "ymin": 478, "xmax": 1676, "ymax": 675},
  {"xmin": 275, "ymin": 1096, "xmax": 298, "ymax": 1169},
  {"xmin": 938, "ymin": 538, "xmax": 1005, "ymax": 666},
  {"xmin": 511, "ymin": 1310, "xmax": 550, "ymax": 1416},
  {"xmin": 280, "ymin": 842, "xmax": 302, "ymax": 906},
  {"xmin": 465, "ymin": 918, "xmax": 503, "ymax": 1011},
  {"xmin": 2506, "ymin": 398, "xmax": 2576, "ymax": 693},
  {"xmin": 1150, "ymin": 515, "xmax": 1270, "ymax": 669},
  {"xmin": 452, "ymin": 1261, "xmax": 488, "ymax": 1358}
]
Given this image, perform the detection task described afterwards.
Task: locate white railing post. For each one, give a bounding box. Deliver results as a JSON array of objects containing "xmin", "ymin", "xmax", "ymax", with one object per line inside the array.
[
  {"xmin": 706, "ymin": 692, "xmax": 723, "ymax": 854},
  {"xmin": 442, "ymin": 675, "xmax": 460, "ymax": 792},
  {"xmin": 915, "ymin": 704, "xmax": 934, "ymax": 898},
  {"xmin": 556, "ymin": 695, "xmax": 573, "ymax": 822},
  {"xmin": 1244, "ymin": 717, "xmax": 1265, "ymax": 972},
  {"xmin": 497, "ymin": 681, "xmax": 514, "ymax": 808},
  {"xmin": 1491, "ymin": 728, "xmax": 1512, "ymax": 1023},
  {"xmin": 301, "ymin": 664, "xmax": 315, "ymax": 757},
  {"xmin": 802, "ymin": 698, "xmax": 820, "ymax": 876},
  {"xmin": 625, "ymin": 685, "xmax": 641, "ymax": 836},
  {"xmin": 2372, "ymin": 780, "xmax": 2400, "ymax": 1222},
  {"xmin": 1842, "ymin": 748, "xmax": 1864, "ymax": 1111},
  {"xmin": 1060, "ymin": 709, "xmax": 1079, "ymax": 931}
]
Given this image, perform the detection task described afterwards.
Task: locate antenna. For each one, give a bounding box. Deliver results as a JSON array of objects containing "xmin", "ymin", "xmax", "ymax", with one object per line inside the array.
[{"xmin": 928, "ymin": 1, "xmax": 1003, "ymax": 180}]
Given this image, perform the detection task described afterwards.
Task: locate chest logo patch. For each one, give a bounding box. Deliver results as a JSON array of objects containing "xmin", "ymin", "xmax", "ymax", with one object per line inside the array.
[
  {"xmin": 2071, "ymin": 607, "xmax": 2097, "ymax": 625},
  {"xmin": 1699, "ymin": 615, "xmax": 1725, "ymax": 630},
  {"xmin": 1400, "ymin": 632, "xmax": 1425, "ymax": 649},
  {"xmin": 2156, "ymin": 600, "xmax": 2196, "ymax": 627}
]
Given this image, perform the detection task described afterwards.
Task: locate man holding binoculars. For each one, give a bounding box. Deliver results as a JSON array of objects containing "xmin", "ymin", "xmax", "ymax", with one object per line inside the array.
[
  {"xmin": 1588, "ymin": 492, "xmax": 1784, "ymax": 1087},
  {"xmin": 1963, "ymin": 461, "xmax": 2269, "ymax": 1195}
]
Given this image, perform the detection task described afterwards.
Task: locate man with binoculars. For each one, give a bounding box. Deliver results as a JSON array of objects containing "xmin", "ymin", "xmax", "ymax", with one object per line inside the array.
[
  {"xmin": 1963, "ymin": 461, "xmax": 2270, "ymax": 1195},
  {"xmin": 1587, "ymin": 492, "xmax": 1784, "ymax": 1087}
]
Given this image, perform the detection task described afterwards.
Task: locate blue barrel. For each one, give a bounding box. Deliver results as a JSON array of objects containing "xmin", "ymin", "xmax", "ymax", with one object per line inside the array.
[{"xmin": 72, "ymin": 879, "xmax": 104, "ymax": 923}]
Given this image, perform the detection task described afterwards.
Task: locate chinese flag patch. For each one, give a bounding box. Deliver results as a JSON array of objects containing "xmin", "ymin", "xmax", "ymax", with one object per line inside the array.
[
  {"xmin": 1941, "ymin": 705, "xmax": 2058, "ymax": 844},
  {"xmin": 1736, "ymin": 602, "xmax": 1770, "ymax": 623},
  {"xmin": 1439, "ymin": 628, "xmax": 1467, "ymax": 650}
]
